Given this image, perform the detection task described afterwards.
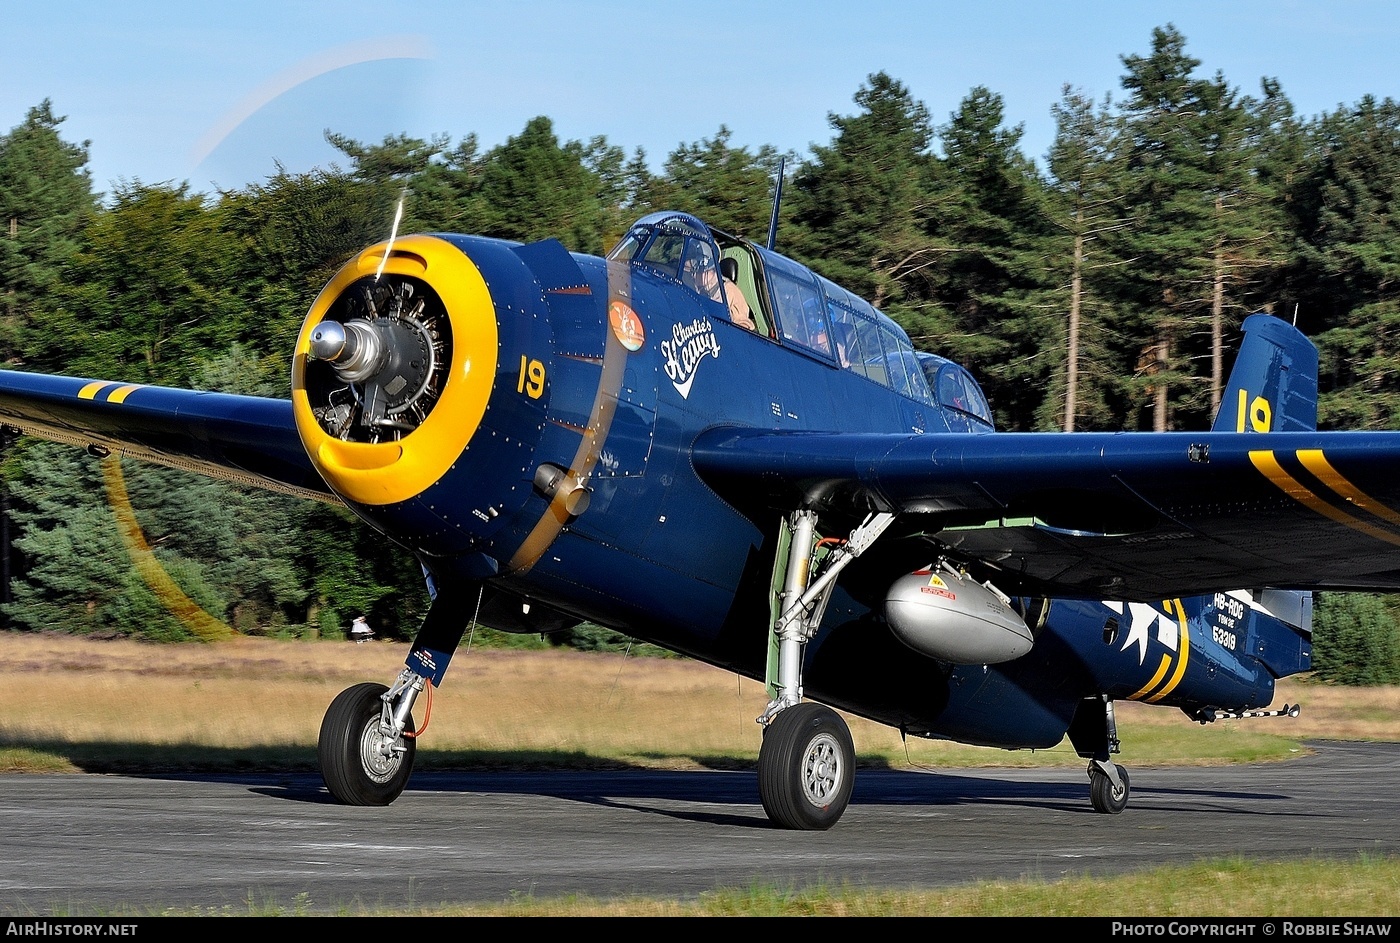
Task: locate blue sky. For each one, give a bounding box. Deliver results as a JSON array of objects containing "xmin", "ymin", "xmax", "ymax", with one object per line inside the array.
[{"xmin": 6, "ymin": 1, "xmax": 1400, "ymax": 199}]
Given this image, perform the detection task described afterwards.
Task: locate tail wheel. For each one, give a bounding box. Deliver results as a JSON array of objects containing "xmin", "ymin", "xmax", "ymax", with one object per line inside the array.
[
  {"xmin": 1089, "ymin": 764, "xmax": 1130, "ymax": 814},
  {"xmin": 318, "ymin": 682, "xmax": 417, "ymax": 806},
  {"xmin": 758, "ymin": 702, "xmax": 855, "ymax": 830}
]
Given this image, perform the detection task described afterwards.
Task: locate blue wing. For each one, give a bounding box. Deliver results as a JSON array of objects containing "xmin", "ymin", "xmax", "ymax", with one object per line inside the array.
[
  {"xmin": 0, "ymin": 370, "xmax": 332, "ymax": 501},
  {"xmin": 693, "ymin": 425, "xmax": 1400, "ymax": 599},
  {"xmin": 696, "ymin": 312, "xmax": 1389, "ymax": 601}
]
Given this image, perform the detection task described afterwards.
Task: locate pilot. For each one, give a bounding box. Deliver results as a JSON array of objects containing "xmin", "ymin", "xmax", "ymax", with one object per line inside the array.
[
  {"xmin": 802, "ymin": 298, "xmax": 833, "ymax": 356},
  {"xmin": 682, "ymin": 253, "xmax": 720, "ymax": 300},
  {"xmin": 831, "ymin": 329, "xmax": 851, "ymax": 367},
  {"xmin": 686, "ymin": 254, "xmax": 756, "ymax": 332},
  {"xmin": 719, "ymin": 257, "xmax": 757, "ymax": 332}
]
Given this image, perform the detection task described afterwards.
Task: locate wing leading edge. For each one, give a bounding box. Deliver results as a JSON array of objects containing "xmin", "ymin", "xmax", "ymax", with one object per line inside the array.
[
  {"xmin": 692, "ymin": 426, "xmax": 1400, "ymax": 599},
  {"xmin": 0, "ymin": 370, "xmax": 332, "ymax": 501}
]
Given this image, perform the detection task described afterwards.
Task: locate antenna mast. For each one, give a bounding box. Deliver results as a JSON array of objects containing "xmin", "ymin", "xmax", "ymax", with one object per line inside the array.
[{"xmin": 765, "ymin": 157, "xmax": 786, "ymax": 251}]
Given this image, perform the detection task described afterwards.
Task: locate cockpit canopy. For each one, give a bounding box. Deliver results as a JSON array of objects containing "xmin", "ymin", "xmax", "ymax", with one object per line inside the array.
[
  {"xmin": 608, "ymin": 212, "xmax": 720, "ymax": 293},
  {"xmin": 917, "ymin": 352, "xmax": 995, "ymax": 429},
  {"xmin": 608, "ymin": 212, "xmax": 995, "ymax": 429}
]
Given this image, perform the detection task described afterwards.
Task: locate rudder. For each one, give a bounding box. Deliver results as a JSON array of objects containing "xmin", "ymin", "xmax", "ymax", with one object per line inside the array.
[{"xmin": 1213, "ymin": 312, "xmax": 1318, "ymax": 433}]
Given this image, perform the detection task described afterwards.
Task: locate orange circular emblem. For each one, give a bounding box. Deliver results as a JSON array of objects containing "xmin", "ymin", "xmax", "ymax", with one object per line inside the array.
[{"xmin": 608, "ymin": 299, "xmax": 645, "ymax": 351}]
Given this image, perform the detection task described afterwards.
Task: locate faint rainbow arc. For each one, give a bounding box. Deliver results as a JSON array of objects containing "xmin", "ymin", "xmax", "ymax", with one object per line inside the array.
[
  {"xmin": 188, "ymin": 35, "xmax": 435, "ymax": 171},
  {"xmin": 102, "ymin": 456, "xmax": 237, "ymax": 642}
]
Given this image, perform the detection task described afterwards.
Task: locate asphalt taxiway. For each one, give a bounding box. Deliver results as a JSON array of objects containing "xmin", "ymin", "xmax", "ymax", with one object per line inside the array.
[{"xmin": 2, "ymin": 740, "xmax": 1395, "ymax": 913}]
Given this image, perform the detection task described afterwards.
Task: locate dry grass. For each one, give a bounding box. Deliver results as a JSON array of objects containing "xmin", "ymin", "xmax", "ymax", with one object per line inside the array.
[{"xmin": 0, "ymin": 631, "xmax": 1393, "ymax": 775}]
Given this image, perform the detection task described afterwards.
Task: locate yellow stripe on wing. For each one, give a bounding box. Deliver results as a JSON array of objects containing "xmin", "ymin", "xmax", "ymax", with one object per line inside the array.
[
  {"xmin": 76, "ymin": 381, "xmax": 145, "ymax": 404},
  {"xmin": 107, "ymin": 385, "xmax": 143, "ymax": 404},
  {"xmin": 1250, "ymin": 450, "xmax": 1400, "ymax": 547},
  {"xmin": 1297, "ymin": 449, "xmax": 1400, "ymax": 530}
]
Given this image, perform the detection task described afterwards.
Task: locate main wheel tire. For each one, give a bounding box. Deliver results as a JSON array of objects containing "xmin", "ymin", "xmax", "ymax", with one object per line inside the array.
[
  {"xmin": 318, "ymin": 682, "xmax": 416, "ymax": 806},
  {"xmin": 1089, "ymin": 764, "xmax": 1130, "ymax": 814},
  {"xmin": 758, "ymin": 702, "xmax": 855, "ymax": 830}
]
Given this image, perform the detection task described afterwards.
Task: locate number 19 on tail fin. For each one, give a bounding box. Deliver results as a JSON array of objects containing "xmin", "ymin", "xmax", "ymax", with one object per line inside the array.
[{"xmin": 1213, "ymin": 313, "xmax": 1319, "ymax": 433}]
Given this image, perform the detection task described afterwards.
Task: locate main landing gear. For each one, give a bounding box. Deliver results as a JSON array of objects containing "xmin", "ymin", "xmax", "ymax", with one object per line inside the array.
[
  {"xmin": 318, "ymin": 583, "xmax": 474, "ymax": 805},
  {"xmin": 757, "ymin": 509, "xmax": 894, "ymax": 830},
  {"xmin": 318, "ymin": 671, "xmax": 424, "ymax": 805},
  {"xmin": 759, "ymin": 701, "xmax": 855, "ymax": 830},
  {"xmin": 1089, "ymin": 760, "xmax": 1130, "ymax": 814}
]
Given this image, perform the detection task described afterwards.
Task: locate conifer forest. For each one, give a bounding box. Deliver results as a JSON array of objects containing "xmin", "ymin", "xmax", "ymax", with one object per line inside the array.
[{"xmin": 2, "ymin": 26, "xmax": 1399, "ymax": 677}]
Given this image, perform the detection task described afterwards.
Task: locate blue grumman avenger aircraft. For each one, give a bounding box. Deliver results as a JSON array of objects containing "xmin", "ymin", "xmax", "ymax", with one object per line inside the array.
[{"xmin": 0, "ymin": 207, "xmax": 1390, "ymax": 829}]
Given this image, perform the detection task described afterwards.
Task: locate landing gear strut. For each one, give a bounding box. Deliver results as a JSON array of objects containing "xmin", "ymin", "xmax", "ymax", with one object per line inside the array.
[
  {"xmin": 756, "ymin": 510, "xmax": 893, "ymax": 830},
  {"xmin": 318, "ymin": 581, "xmax": 477, "ymax": 805}
]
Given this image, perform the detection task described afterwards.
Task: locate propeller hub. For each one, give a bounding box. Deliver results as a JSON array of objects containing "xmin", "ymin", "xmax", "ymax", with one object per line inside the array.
[
  {"xmin": 301, "ymin": 273, "xmax": 451, "ymax": 442},
  {"xmin": 310, "ymin": 319, "xmax": 388, "ymax": 384}
]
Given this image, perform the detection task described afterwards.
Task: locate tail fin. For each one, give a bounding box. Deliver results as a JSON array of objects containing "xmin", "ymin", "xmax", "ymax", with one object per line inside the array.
[
  {"xmin": 1212, "ymin": 313, "xmax": 1318, "ymax": 433},
  {"xmin": 1212, "ymin": 314, "xmax": 1318, "ymax": 637}
]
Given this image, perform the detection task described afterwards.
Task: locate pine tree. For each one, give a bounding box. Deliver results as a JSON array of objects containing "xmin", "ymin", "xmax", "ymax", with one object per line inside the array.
[
  {"xmin": 0, "ymin": 100, "xmax": 97, "ymax": 365},
  {"xmin": 920, "ymin": 86, "xmax": 1055, "ymax": 430},
  {"xmin": 475, "ymin": 116, "xmax": 614, "ymax": 253},
  {"xmin": 648, "ymin": 126, "xmax": 788, "ymax": 242},
  {"xmin": 215, "ymin": 165, "xmax": 396, "ymax": 371},
  {"xmin": 0, "ymin": 442, "xmax": 219, "ymax": 641},
  {"xmin": 410, "ymin": 134, "xmax": 489, "ymax": 233},
  {"xmin": 1195, "ymin": 73, "xmax": 1290, "ymax": 415},
  {"xmin": 787, "ymin": 73, "xmax": 940, "ymax": 312},
  {"xmin": 0, "ymin": 102, "xmax": 98, "ymax": 608},
  {"xmin": 325, "ymin": 130, "xmax": 447, "ymax": 186},
  {"xmin": 1312, "ymin": 593, "xmax": 1400, "ymax": 685},
  {"xmin": 26, "ymin": 182, "xmax": 244, "ymax": 385},
  {"xmin": 1110, "ymin": 25, "xmax": 1275, "ymax": 430},
  {"xmin": 324, "ymin": 129, "xmax": 475, "ymax": 238},
  {"xmin": 1041, "ymin": 86, "xmax": 1131, "ymax": 431},
  {"xmin": 1294, "ymin": 97, "xmax": 1400, "ymax": 429},
  {"xmin": 1245, "ymin": 77, "xmax": 1309, "ymax": 333}
]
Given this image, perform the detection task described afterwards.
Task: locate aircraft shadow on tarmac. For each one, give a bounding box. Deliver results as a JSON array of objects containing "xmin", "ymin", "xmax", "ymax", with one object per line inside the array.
[{"xmin": 132, "ymin": 766, "xmax": 1309, "ymax": 829}]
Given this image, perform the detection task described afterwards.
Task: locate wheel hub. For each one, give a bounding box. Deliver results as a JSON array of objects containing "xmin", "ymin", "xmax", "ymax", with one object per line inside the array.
[
  {"xmin": 358, "ymin": 718, "xmax": 405, "ymax": 784},
  {"xmin": 802, "ymin": 733, "xmax": 844, "ymax": 806}
]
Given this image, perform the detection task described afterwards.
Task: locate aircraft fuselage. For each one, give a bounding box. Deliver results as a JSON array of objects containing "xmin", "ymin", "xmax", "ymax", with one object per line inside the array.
[{"xmin": 291, "ymin": 220, "xmax": 1309, "ymax": 755}]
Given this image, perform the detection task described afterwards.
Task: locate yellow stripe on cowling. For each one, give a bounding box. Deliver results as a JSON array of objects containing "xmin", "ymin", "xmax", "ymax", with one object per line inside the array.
[
  {"xmin": 1297, "ymin": 449, "xmax": 1400, "ymax": 530},
  {"xmin": 291, "ymin": 234, "xmax": 498, "ymax": 506},
  {"xmin": 102, "ymin": 456, "xmax": 237, "ymax": 642},
  {"xmin": 78, "ymin": 381, "xmax": 113, "ymax": 400},
  {"xmin": 1250, "ymin": 450, "xmax": 1400, "ymax": 547},
  {"xmin": 1146, "ymin": 599, "xmax": 1190, "ymax": 703}
]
